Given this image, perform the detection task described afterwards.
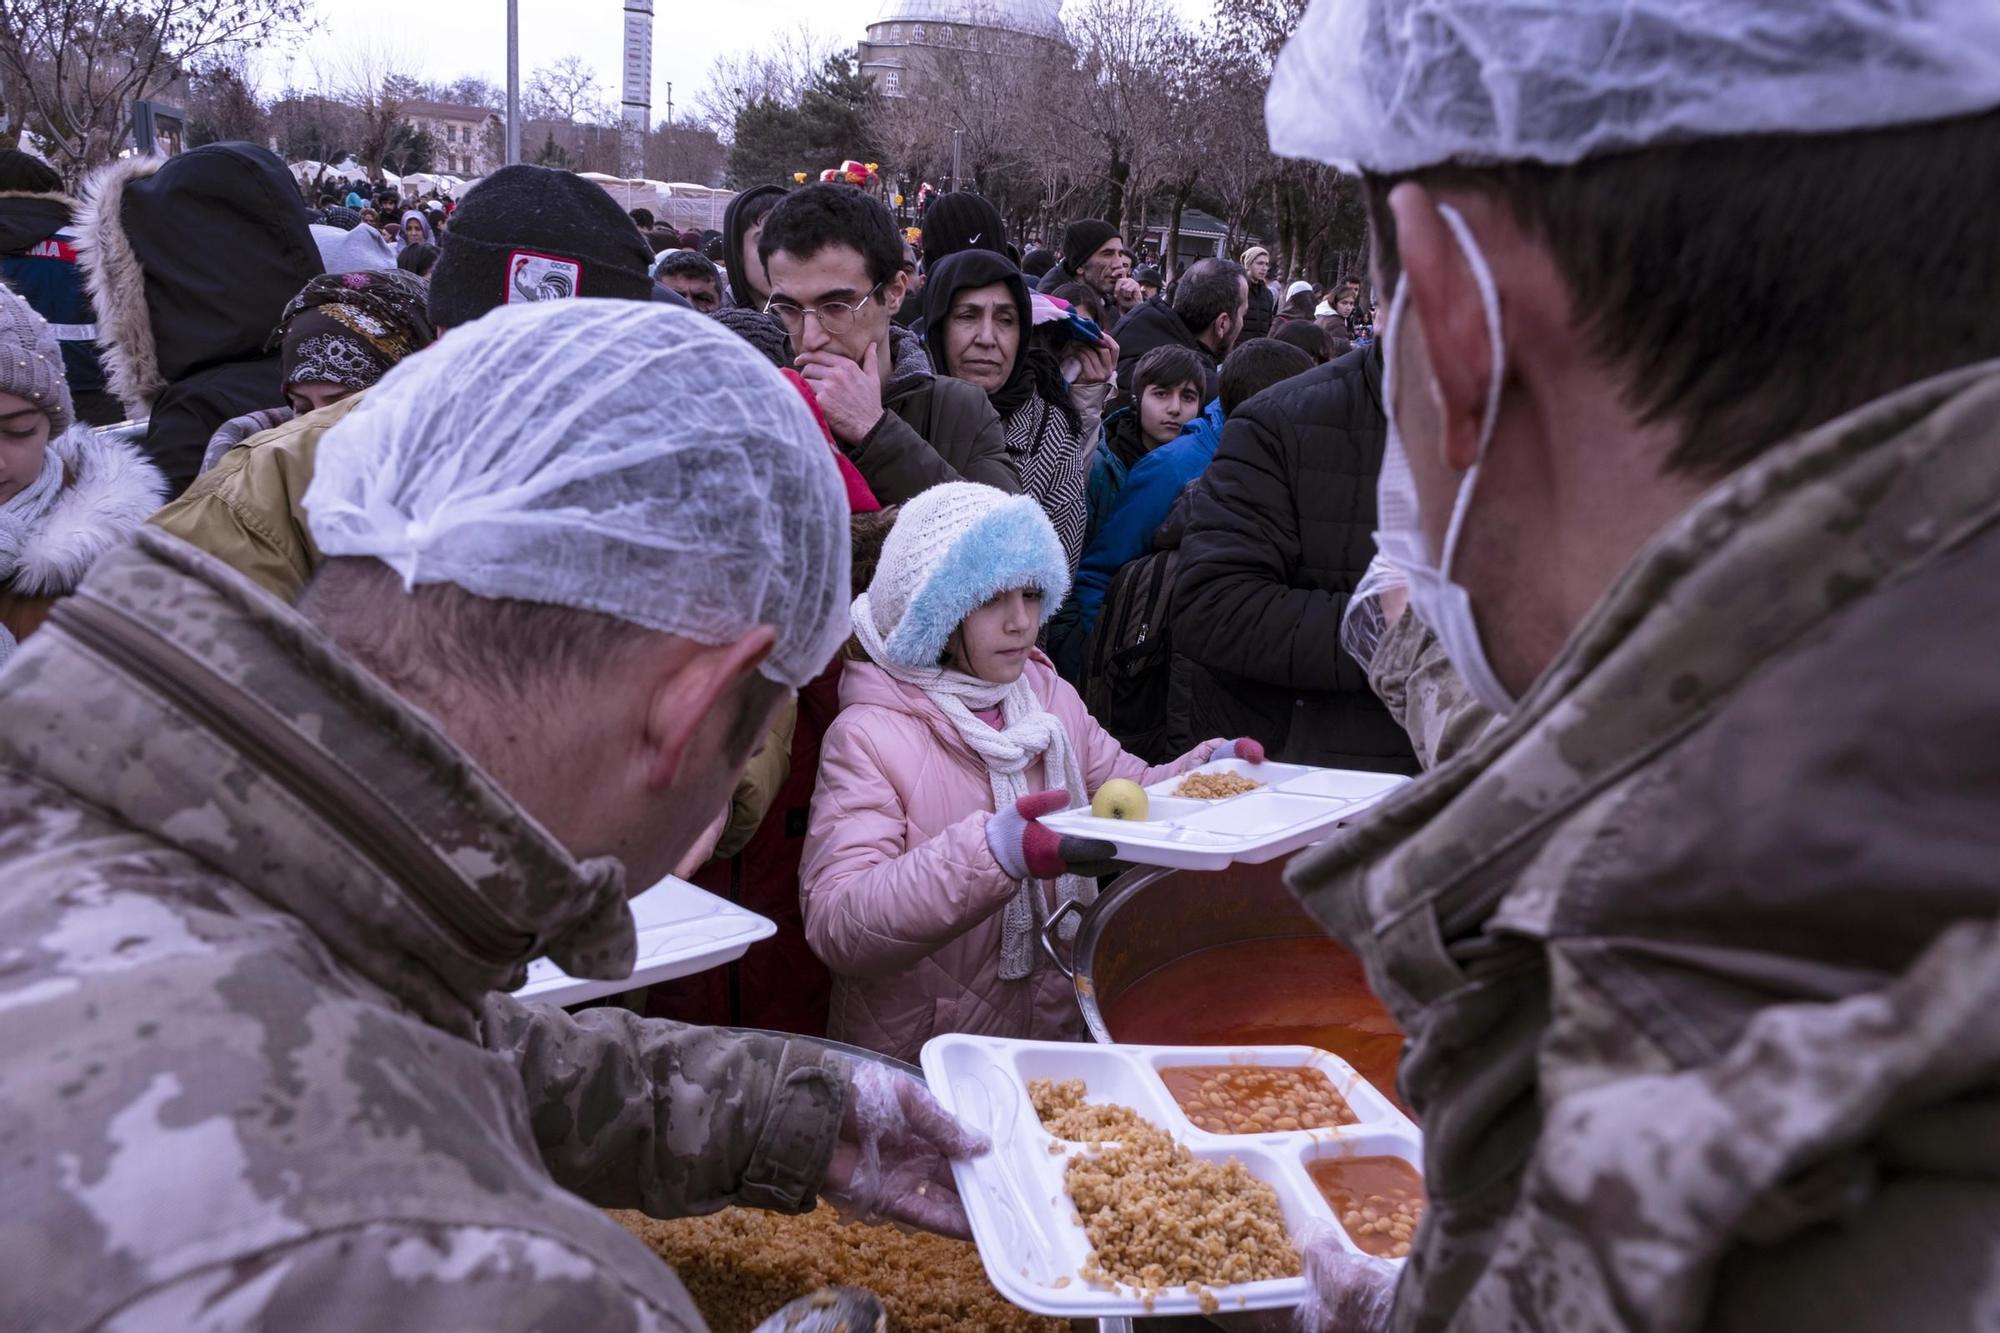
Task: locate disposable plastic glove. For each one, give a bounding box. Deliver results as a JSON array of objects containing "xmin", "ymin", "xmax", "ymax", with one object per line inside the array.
[
  {"xmin": 1293, "ymin": 1220, "xmax": 1401, "ymax": 1332},
  {"xmin": 1340, "ymin": 556, "xmax": 1412, "ymax": 676},
  {"xmin": 822, "ymin": 1060, "xmax": 990, "ymax": 1240},
  {"xmin": 987, "ymin": 789, "xmax": 1118, "ymax": 880},
  {"xmin": 1209, "ymin": 1222, "xmax": 1400, "ymax": 1333}
]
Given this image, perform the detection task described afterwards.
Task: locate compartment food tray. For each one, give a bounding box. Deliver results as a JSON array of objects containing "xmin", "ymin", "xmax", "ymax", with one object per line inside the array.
[
  {"xmin": 1037, "ymin": 759, "xmax": 1408, "ymax": 870},
  {"xmin": 920, "ymin": 1034, "xmax": 1423, "ymax": 1319},
  {"xmin": 513, "ymin": 875, "xmax": 776, "ymax": 1007}
]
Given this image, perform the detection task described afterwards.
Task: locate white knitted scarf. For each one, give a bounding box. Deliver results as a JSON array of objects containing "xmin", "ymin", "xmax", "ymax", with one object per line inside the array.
[
  {"xmin": 853, "ymin": 600, "xmax": 1092, "ymax": 980},
  {"xmin": 0, "ymin": 446, "xmax": 61, "ymax": 584}
]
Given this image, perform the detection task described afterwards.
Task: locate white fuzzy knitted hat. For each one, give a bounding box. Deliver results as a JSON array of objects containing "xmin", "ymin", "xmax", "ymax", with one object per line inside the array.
[
  {"xmin": 857, "ymin": 482, "xmax": 1071, "ymax": 670},
  {"xmin": 0, "ymin": 285, "xmax": 72, "ymax": 433}
]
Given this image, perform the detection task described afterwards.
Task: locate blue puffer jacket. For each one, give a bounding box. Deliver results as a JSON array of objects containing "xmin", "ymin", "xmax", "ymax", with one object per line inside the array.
[
  {"xmin": 1068, "ymin": 398, "xmax": 1226, "ymax": 648},
  {"xmin": 0, "ymin": 192, "xmax": 105, "ymax": 396}
]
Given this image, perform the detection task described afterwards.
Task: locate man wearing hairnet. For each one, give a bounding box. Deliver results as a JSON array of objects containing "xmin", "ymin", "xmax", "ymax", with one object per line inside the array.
[
  {"xmin": 0, "ymin": 299, "xmax": 985, "ymax": 1331},
  {"xmin": 1269, "ymin": 1, "xmax": 2000, "ymax": 1330}
]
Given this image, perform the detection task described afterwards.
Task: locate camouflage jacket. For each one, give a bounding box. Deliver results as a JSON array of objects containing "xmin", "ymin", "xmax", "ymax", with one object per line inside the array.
[
  {"xmin": 0, "ymin": 530, "xmax": 849, "ymax": 1333},
  {"xmin": 1364, "ymin": 606, "xmax": 1497, "ymax": 773},
  {"xmin": 1290, "ymin": 360, "xmax": 2000, "ymax": 1332}
]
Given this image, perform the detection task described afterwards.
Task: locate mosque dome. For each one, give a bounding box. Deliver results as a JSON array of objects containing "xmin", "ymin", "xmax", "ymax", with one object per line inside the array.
[{"xmin": 867, "ymin": 0, "xmax": 1066, "ymax": 42}]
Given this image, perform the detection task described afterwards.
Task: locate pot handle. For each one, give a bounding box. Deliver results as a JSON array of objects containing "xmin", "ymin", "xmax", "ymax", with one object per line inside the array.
[{"xmin": 1041, "ymin": 898, "xmax": 1086, "ymax": 978}]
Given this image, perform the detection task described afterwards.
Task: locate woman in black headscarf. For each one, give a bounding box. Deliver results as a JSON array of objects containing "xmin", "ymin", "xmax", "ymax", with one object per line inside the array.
[
  {"xmin": 923, "ymin": 250, "xmax": 1116, "ymax": 573},
  {"xmin": 198, "ymin": 269, "xmax": 437, "ymax": 472}
]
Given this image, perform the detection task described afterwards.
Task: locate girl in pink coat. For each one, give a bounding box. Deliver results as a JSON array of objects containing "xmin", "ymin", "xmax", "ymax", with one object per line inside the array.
[{"xmin": 802, "ymin": 482, "xmax": 1261, "ymax": 1063}]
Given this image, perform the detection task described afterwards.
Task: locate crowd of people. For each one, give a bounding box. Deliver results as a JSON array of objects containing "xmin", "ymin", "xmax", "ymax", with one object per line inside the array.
[{"xmin": 1, "ymin": 0, "xmax": 1996, "ymax": 1327}]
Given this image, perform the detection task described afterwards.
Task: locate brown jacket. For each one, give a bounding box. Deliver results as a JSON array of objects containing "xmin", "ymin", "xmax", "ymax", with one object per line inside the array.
[
  {"xmin": 1291, "ymin": 360, "xmax": 2000, "ymax": 1333},
  {"xmin": 149, "ymin": 390, "xmax": 358, "ymax": 600},
  {"xmin": 858, "ymin": 372, "xmax": 1019, "ymax": 504}
]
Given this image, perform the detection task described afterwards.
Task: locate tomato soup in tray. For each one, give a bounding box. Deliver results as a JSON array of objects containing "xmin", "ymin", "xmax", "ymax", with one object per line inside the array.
[{"xmin": 1102, "ymin": 936, "xmax": 1408, "ymax": 1112}]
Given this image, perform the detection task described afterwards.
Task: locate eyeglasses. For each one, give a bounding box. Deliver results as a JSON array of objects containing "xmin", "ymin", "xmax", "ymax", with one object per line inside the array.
[{"xmin": 765, "ymin": 283, "xmax": 884, "ymax": 337}]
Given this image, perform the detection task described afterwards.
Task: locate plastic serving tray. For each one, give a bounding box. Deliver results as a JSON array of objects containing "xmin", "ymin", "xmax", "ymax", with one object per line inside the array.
[
  {"xmin": 920, "ymin": 1034, "xmax": 1423, "ymax": 1320},
  {"xmin": 512, "ymin": 876, "xmax": 776, "ymax": 1007},
  {"xmin": 1036, "ymin": 759, "xmax": 1408, "ymax": 871}
]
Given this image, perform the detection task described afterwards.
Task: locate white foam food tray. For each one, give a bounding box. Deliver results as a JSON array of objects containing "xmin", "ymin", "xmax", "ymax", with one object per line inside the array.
[
  {"xmin": 1037, "ymin": 759, "xmax": 1408, "ymax": 871},
  {"xmin": 512, "ymin": 875, "xmax": 776, "ymax": 1007},
  {"xmin": 920, "ymin": 1034, "xmax": 1424, "ymax": 1319}
]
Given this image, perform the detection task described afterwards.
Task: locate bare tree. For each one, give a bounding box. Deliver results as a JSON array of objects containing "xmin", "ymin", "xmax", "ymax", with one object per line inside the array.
[
  {"xmin": 1054, "ymin": 0, "xmax": 1186, "ymax": 228},
  {"xmin": 526, "ymin": 54, "xmax": 610, "ymax": 127},
  {"xmin": 868, "ymin": 4, "xmax": 1074, "ymax": 232},
  {"xmin": 0, "ymin": 0, "xmax": 310, "ymax": 175},
  {"xmin": 693, "ymin": 25, "xmax": 838, "ymax": 143},
  {"xmin": 184, "ymin": 51, "xmax": 264, "ymax": 146},
  {"xmin": 316, "ymin": 43, "xmax": 422, "ymax": 179}
]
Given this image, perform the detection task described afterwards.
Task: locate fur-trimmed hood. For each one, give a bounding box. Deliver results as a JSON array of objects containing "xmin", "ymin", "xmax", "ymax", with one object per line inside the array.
[
  {"xmin": 74, "ymin": 144, "xmax": 322, "ymax": 415},
  {"xmin": 5, "ymin": 426, "xmax": 166, "ymax": 596}
]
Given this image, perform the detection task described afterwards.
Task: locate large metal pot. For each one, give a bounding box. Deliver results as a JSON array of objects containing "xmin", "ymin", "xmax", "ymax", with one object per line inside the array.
[{"xmin": 1041, "ymin": 858, "xmax": 1328, "ymax": 1043}]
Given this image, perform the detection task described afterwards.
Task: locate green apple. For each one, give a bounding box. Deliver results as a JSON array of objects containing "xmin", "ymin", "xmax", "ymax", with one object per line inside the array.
[{"xmin": 1091, "ymin": 778, "xmax": 1150, "ymax": 821}]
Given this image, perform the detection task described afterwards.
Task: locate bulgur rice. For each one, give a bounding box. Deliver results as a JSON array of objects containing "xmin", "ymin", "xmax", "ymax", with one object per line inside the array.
[
  {"xmin": 613, "ymin": 1205, "xmax": 1064, "ymax": 1333},
  {"xmin": 1173, "ymin": 771, "xmax": 1263, "ymax": 800},
  {"xmin": 1028, "ymin": 1078, "xmax": 1301, "ymax": 1312}
]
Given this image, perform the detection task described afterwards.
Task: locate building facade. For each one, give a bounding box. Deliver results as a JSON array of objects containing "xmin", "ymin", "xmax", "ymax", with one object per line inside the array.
[
  {"xmin": 857, "ymin": 0, "xmax": 1070, "ymax": 98},
  {"xmin": 402, "ymin": 101, "xmax": 504, "ymax": 178}
]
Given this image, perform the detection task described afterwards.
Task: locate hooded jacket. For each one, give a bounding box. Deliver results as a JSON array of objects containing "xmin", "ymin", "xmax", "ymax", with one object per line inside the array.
[
  {"xmin": 922, "ymin": 250, "xmax": 1098, "ymax": 569},
  {"xmin": 76, "ymin": 142, "xmax": 323, "ymax": 498},
  {"xmin": 1288, "ymin": 358, "xmax": 2000, "ymax": 1333},
  {"xmin": 722, "ymin": 184, "xmax": 787, "ymax": 309},
  {"xmin": 0, "ymin": 190, "xmax": 107, "ymax": 401},
  {"xmin": 0, "ymin": 423, "xmax": 165, "ymax": 651},
  {"xmin": 801, "ymin": 651, "xmax": 1221, "ymax": 1063},
  {"xmin": 1110, "ymin": 297, "xmax": 1216, "ymax": 401},
  {"xmin": 0, "ymin": 529, "xmax": 849, "ymax": 1332}
]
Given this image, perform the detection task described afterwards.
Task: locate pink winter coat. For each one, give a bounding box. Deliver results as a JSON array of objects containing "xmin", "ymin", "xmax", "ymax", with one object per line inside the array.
[{"xmin": 801, "ymin": 651, "xmax": 1222, "ymax": 1063}]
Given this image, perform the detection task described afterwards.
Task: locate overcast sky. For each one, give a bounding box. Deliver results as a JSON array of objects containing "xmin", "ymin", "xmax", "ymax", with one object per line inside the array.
[{"xmin": 260, "ymin": 0, "xmax": 1212, "ymax": 129}]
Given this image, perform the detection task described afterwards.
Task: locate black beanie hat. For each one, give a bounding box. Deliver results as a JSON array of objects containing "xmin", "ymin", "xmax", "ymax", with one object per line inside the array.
[
  {"xmin": 710, "ymin": 305, "xmax": 791, "ymax": 368},
  {"xmin": 1061, "ymin": 218, "xmax": 1120, "ymax": 274},
  {"xmin": 427, "ymin": 164, "xmax": 654, "ymax": 328},
  {"xmin": 920, "ymin": 191, "xmax": 1007, "ymax": 269}
]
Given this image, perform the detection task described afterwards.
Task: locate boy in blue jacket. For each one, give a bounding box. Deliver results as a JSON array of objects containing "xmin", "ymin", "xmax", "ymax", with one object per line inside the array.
[{"xmin": 1059, "ymin": 337, "xmax": 1316, "ymax": 676}]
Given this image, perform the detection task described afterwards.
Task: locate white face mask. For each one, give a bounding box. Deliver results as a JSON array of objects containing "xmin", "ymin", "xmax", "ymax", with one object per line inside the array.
[{"xmin": 1374, "ymin": 203, "xmax": 1518, "ymax": 716}]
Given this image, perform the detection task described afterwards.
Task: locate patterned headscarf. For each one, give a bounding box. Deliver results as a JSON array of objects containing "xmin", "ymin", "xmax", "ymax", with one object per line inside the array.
[{"xmin": 272, "ymin": 270, "xmax": 437, "ymax": 391}]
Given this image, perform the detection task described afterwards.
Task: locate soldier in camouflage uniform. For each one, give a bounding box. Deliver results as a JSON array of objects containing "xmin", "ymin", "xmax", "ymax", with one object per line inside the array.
[
  {"xmin": 1268, "ymin": 2, "xmax": 2000, "ymax": 1329},
  {"xmin": 0, "ymin": 300, "xmax": 982, "ymax": 1332}
]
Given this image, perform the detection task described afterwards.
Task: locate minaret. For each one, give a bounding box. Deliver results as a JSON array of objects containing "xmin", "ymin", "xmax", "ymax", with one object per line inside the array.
[{"xmin": 620, "ymin": 0, "xmax": 653, "ymax": 179}]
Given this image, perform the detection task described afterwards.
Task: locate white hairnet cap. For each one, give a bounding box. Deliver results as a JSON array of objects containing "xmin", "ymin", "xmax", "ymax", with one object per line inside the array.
[
  {"xmin": 1269, "ymin": 0, "xmax": 2000, "ymax": 174},
  {"xmin": 303, "ymin": 298, "xmax": 852, "ymax": 689}
]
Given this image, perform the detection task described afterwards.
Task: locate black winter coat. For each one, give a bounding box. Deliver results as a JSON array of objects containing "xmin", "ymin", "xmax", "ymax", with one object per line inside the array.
[
  {"xmin": 1241, "ymin": 279, "xmax": 1276, "ymax": 342},
  {"xmin": 80, "ymin": 143, "xmax": 321, "ymax": 498},
  {"xmin": 1167, "ymin": 345, "xmax": 1417, "ymax": 774}
]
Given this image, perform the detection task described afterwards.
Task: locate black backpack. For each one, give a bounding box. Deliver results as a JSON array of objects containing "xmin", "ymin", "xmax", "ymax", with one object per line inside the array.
[{"xmin": 1082, "ymin": 545, "xmax": 1183, "ymax": 764}]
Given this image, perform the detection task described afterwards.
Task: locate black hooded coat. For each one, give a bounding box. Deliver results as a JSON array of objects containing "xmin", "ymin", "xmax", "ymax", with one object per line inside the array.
[{"xmin": 78, "ymin": 142, "xmax": 322, "ymax": 497}]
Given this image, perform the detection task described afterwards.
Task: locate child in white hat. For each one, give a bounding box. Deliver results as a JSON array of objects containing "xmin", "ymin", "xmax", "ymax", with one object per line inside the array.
[{"xmin": 801, "ymin": 482, "xmax": 1263, "ymax": 1062}]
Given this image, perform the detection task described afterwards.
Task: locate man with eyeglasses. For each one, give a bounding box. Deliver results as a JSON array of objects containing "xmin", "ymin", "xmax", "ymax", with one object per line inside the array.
[{"xmin": 760, "ymin": 185, "xmax": 1017, "ymax": 505}]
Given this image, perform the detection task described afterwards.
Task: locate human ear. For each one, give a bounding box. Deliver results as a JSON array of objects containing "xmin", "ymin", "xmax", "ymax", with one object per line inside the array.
[
  {"xmin": 883, "ymin": 268, "xmax": 910, "ymax": 310},
  {"xmin": 1388, "ymin": 183, "xmax": 1495, "ymax": 474},
  {"xmin": 642, "ymin": 626, "xmax": 778, "ymax": 792}
]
